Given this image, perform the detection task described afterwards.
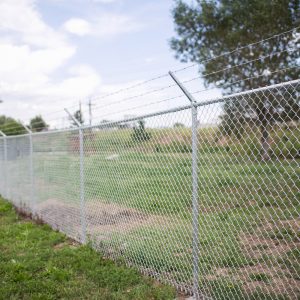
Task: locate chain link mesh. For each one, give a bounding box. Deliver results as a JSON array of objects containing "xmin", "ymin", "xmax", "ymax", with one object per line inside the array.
[{"xmin": 0, "ymin": 80, "xmax": 299, "ymax": 299}]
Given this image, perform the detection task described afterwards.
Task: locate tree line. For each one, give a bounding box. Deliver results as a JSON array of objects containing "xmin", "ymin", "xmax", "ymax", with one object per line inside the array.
[
  {"xmin": 0, "ymin": 115, "xmax": 48, "ymax": 136},
  {"xmin": 0, "ymin": 109, "xmax": 86, "ymax": 136}
]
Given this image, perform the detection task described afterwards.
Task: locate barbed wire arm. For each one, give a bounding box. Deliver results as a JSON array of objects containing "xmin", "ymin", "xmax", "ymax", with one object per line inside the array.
[{"xmin": 64, "ymin": 108, "xmax": 82, "ymax": 128}]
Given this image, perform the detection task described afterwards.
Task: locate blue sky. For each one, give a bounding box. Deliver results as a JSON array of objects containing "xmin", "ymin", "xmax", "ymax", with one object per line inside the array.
[
  {"xmin": 39, "ymin": 0, "xmax": 183, "ymax": 83},
  {"xmin": 0, "ymin": 0, "xmax": 220, "ymax": 127}
]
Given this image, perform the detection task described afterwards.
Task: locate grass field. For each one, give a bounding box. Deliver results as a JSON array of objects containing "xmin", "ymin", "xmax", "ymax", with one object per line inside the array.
[
  {"xmin": 0, "ymin": 197, "xmax": 176, "ymax": 299},
  {"xmin": 4, "ymin": 124, "xmax": 300, "ymax": 299}
]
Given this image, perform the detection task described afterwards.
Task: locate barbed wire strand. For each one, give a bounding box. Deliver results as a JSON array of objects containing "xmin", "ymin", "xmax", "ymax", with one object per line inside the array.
[
  {"xmin": 83, "ymin": 46, "xmax": 298, "ymax": 114},
  {"xmin": 88, "ymin": 65, "xmax": 299, "ymax": 123},
  {"xmin": 172, "ymin": 26, "xmax": 300, "ymax": 73},
  {"xmin": 2, "ymin": 64, "xmax": 298, "ymax": 134},
  {"xmin": 2, "ymin": 27, "xmax": 299, "ymax": 129},
  {"xmin": 38, "ymin": 26, "xmax": 300, "ymax": 114}
]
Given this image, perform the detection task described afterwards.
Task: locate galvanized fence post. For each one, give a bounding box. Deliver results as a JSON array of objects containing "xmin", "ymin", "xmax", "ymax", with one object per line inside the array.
[
  {"xmin": 169, "ymin": 72, "xmax": 200, "ymax": 299},
  {"xmin": 64, "ymin": 109, "xmax": 87, "ymax": 244},
  {"xmin": 0, "ymin": 130, "xmax": 8, "ymax": 199},
  {"xmin": 29, "ymin": 133, "xmax": 35, "ymax": 214},
  {"xmin": 79, "ymin": 127, "xmax": 87, "ymax": 243},
  {"xmin": 191, "ymin": 103, "xmax": 200, "ymax": 299}
]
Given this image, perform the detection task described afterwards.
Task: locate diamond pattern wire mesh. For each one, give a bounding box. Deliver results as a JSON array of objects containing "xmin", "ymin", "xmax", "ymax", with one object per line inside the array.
[
  {"xmin": 83, "ymin": 108, "xmax": 193, "ymax": 291},
  {"xmin": 0, "ymin": 80, "xmax": 299, "ymax": 299},
  {"xmin": 32, "ymin": 129, "xmax": 82, "ymax": 241},
  {"xmin": 5, "ymin": 135, "xmax": 31, "ymax": 211},
  {"xmin": 195, "ymin": 80, "xmax": 299, "ymax": 299}
]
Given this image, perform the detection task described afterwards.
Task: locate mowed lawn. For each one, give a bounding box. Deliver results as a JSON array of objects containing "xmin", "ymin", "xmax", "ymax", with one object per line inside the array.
[{"xmin": 0, "ymin": 197, "xmax": 176, "ymax": 300}]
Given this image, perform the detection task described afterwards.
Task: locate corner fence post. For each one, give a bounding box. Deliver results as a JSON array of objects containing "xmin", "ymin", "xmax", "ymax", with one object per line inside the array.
[
  {"xmin": 64, "ymin": 109, "xmax": 87, "ymax": 244},
  {"xmin": 169, "ymin": 71, "xmax": 200, "ymax": 299},
  {"xmin": 0, "ymin": 130, "xmax": 8, "ymax": 199}
]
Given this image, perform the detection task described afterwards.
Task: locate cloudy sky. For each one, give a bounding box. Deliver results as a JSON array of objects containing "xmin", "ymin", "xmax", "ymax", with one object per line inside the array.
[{"xmin": 0, "ymin": 0, "xmax": 220, "ymax": 128}]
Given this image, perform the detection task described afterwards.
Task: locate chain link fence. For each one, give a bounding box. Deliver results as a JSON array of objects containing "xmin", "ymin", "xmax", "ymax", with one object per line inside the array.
[{"xmin": 0, "ymin": 79, "xmax": 299, "ymax": 299}]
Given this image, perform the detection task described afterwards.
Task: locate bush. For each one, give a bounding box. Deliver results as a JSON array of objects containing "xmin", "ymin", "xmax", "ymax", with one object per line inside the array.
[{"xmin": 131, "ymin": 120, "xmax": 151, "ymax": 143}]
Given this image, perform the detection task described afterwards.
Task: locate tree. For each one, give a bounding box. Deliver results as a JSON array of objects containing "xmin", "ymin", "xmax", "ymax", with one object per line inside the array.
[
  {"xmin": 30, "ymin": 115, "xmax": 48, "ymax": 132},
  {"xmin": 0, "ymin": 115, "xmax": 26, "ymax": 136},
  {"xmin": 70, "ymin": 110, "xmax": 84, "ymax": 126},
  {"xmin": 131, "ymin": 120, "xmax": 151, "ymax": 143},
  {"xmin": 174, "ymin": 122, "xmax": 185, "ymax": 128},
  {"xmin": 171, "ymin": 0, "xmax": 300, "ymax": 160}
]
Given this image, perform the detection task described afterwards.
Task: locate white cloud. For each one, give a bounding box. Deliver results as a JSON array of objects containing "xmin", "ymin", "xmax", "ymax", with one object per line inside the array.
[
  {"xmin": 63, "ymin": 14, "xmax": 142, "ymax": 38},
  {"xmin": 40, "ymin": 65, "xmax": 101, "ymax": 98},
  {"xmin": 0, "ymin": 0, "xmax": 67, "ymax": 48},
  {"xmin": 0, "ymin": 0, "xmax": 75, "ymax": 84},
  {"xmin": 0, "ymin": 0, "xmax": 102, "ymax": 125},
  {"xmin": 0, "ymin": 0, "xmax": 172, "ymax": 129},
  {"xmin": 63, "ymin": 18, "xmax": 91, "ymax": 36}
]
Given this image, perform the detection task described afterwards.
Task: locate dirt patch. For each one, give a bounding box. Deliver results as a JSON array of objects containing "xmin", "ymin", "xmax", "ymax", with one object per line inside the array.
[
  {"xmin": 86, "ymin": 202, "xmax": 173, "ymax": 238},
  {"xmin": 36, "ymin": 200, "xmax": 81, "ymax": 230},
  {"xmin": 241, "ymin": 265, "xmax": 300, "ymax": 299},
  {"xmin": 262, "ymin": 219, "xmax": 300, "ymax": 237},
  {"xmin": 240, "ymin": 233, "xmax": 293, "ymax": 259},
  {"xmin": 240, "ymin": 218, "xmax": 300, "ymax": 260},
  {"xmin": 217, "ymin": 136, "xmax": 229, "ymax": 146},
  {"xmin": 54, "ymin": 238, "xmax": 79, "ymax": 250},
  {"xmin": 36, "ymin": 199, "xmax": 177, "ymax": 240},
  {"xmin": 208, "ymin": 223, "xmax": 299, "ymax": 298},
  {"xmin": 206, "ymin": 264, "xmax": 299, "ymax": 299},
  {"xmin": 205, "ymin": 221, "xmax": 300, "ymax": 299},
  {"xmin": 14, "ymin": 204, "xmax": 45, "ymax": 225},
  {"xmin": 243, "ymin": 276, "xmax": 299, "ymax": 299}
]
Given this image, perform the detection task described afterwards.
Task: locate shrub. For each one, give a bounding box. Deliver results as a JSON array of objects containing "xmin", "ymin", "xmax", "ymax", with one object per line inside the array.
[{"xmin": 131, "ymin": 120, "xmax": 151, "ymax": 143}]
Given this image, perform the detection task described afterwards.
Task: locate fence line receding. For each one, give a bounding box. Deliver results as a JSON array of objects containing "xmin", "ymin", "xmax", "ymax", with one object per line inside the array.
[{"xmin": 0, "ymin": 79, "xmax": 299, "ymax": 300}]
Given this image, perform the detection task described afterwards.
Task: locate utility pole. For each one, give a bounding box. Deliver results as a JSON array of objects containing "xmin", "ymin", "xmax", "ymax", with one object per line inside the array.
[{"xmin": 88, "ymin": 99, "xmax": 95, "ymax": 127}]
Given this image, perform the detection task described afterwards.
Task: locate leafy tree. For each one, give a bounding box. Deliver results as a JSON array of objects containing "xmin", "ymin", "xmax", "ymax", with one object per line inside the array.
[
  {"xmin": 171, "ymin": 0, "xmax": 300, "ymax": 160},
  {"xmin": 0, "ymin": 115, "xmax": 26, "ymax": 136},
  {"xmin": 30, "ymin": 115, "xmax": 48, "ymax": 132},
  {"xmin": 174, "ymin": 122, "xmax": 185, "ymax": 128},
  {"xmin": 131, "ymin": 120, "xmax": 151, "ymax": 143},
  {"xmin": 100, "ymin": 119, "xmax": 110, "ymax": 124}
]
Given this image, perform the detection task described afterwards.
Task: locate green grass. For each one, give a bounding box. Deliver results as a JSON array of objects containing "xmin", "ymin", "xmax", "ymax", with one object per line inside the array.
[
  {"xmin": 0, "ymin": 198, "xmax": 175, "ymax": 300},
  {"xmin": 249, "ymin": 273, "xmax": 271, "ymax": 283}
]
